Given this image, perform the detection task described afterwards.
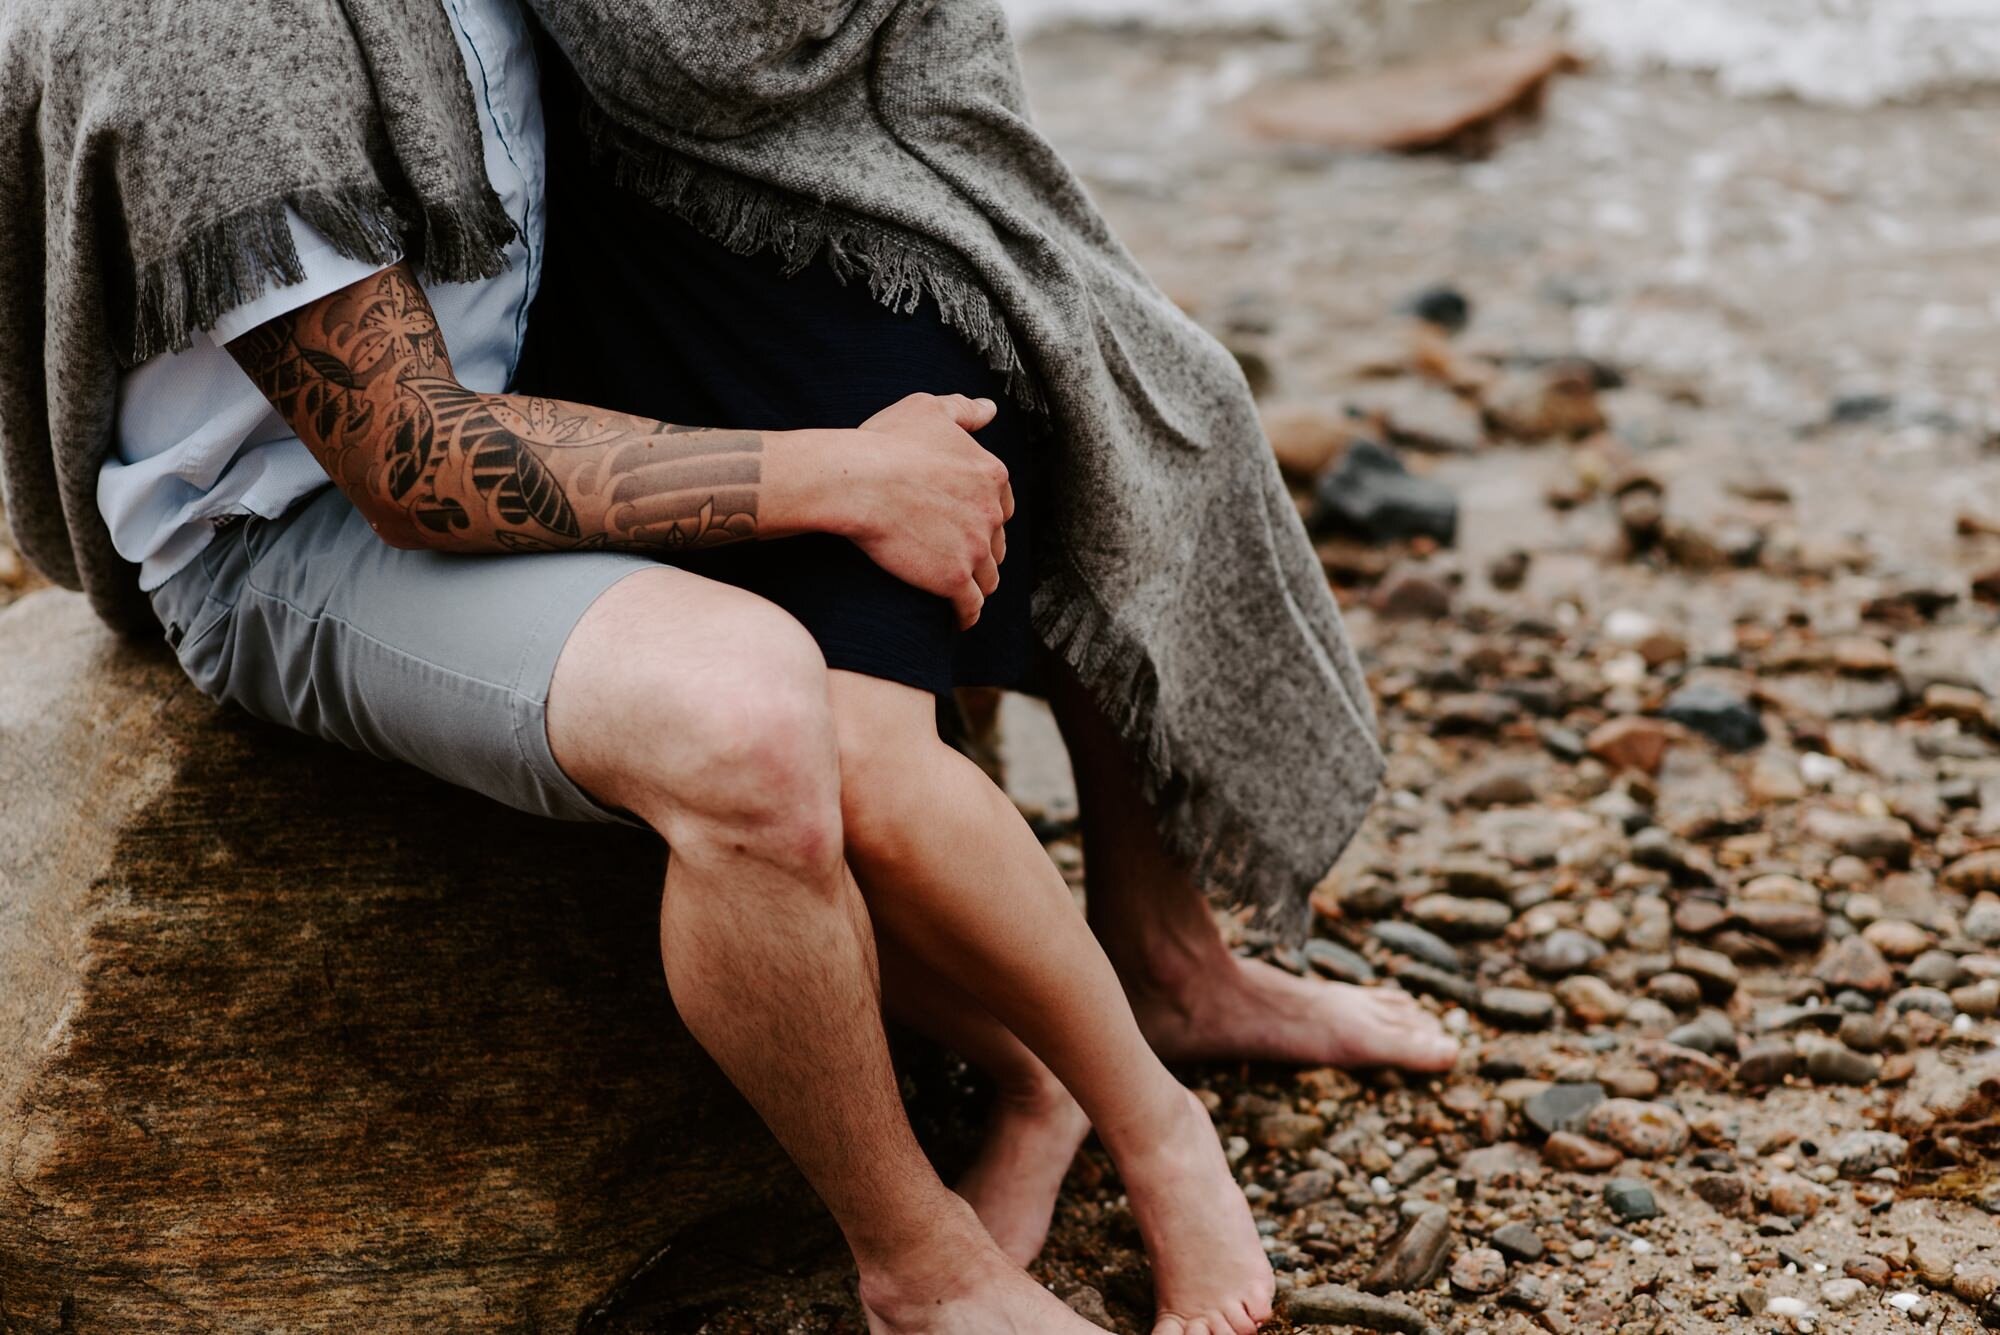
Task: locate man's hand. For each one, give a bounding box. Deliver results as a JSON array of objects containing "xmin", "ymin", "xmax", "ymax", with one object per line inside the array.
[{"xmin": 811, "ymin": 393, "xmax": 1013, "ymax": 629}]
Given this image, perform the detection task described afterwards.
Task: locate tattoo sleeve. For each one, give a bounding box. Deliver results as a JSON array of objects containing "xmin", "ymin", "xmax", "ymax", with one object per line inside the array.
[{"xmin": 225, "ymin": 264, "xmax": 760, "ymax": 554}]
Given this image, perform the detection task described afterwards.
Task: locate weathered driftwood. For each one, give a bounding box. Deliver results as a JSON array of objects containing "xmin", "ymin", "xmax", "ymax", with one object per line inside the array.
[{"xmin": 0, "ymin": 590, "xmax": 823, "ymax": 1332}]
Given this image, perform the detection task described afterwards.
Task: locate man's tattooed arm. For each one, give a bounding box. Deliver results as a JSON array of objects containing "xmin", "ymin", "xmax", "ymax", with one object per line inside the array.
[{"xmin": 226, "ymin": 264, "xmax": 762, "ymax": 554}]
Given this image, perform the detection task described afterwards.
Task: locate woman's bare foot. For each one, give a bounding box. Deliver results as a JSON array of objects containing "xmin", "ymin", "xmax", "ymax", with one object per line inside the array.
[
  {"xmin": 1107, "ymin": 1089, "xmax": 1274, "ymax": 1335},
  {"xmin": 858, "ymin": 1213, "xmax": 1109, "ymax": 1334},
  {"xmin": 956, "ymin": 1079, "xmax": 1093, "ymax": 1266},
  {"xmin": 1133, "ymin": 955, "xmax": 1458, "ymax": 1071}
]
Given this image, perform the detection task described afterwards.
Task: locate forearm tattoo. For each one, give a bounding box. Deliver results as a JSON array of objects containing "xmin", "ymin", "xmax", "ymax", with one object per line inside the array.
[{"xmin": 227, "ymin": 266, "xmax": 760, "ymax": 553}]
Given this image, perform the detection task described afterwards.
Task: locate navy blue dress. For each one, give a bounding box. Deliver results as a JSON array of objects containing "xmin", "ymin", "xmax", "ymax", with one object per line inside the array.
[{"xmin": 517, "ymin": 61, "xmax": 1041, "ymax": 696}]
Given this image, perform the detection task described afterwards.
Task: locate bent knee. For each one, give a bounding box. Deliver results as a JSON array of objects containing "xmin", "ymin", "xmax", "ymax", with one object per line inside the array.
[{"xmin": 552, "ymin": 587, "xmax": 845, "ymax": 870}]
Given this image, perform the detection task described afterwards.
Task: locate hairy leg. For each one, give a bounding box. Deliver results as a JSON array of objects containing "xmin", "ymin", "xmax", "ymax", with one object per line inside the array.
[
  {"xmin": 832, "ymin": 670, "xmax": 1272, "ymax": 1335},
  {"xmin": 1047, "ymin": 665, "xmax": 1458, "ymax": 1072},
  {"xmin": 877, "ymin": 936, "xmax": 1090, "ymax": 1267},
  {"xmin": 548, "ymin": 571, "xmax": 1105, "ymax": 1335}
]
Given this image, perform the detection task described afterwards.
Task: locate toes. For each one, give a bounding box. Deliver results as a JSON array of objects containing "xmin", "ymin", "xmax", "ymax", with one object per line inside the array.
[{"xmin": 1151, "ymin": 1318, "xmax": 1188, "ymax": 1335}]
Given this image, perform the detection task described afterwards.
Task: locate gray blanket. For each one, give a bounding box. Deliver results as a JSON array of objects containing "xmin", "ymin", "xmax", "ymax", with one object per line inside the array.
[{"xmin": 0, "ymin": 0, "xmax": 1384, "ymax": 922}]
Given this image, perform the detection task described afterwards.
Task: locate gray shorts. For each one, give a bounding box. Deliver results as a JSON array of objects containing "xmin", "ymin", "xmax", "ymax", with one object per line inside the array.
[{"xmin": 151, "ymin": 487, "xmax": 651, "ymax": 824}]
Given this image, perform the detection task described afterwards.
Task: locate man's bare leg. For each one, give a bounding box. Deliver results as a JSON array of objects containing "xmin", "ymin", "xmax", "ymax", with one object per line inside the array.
[
  {"xmin": 548, "ymin": 571, "xmax": 1105, "ymax": 1334},
  {"xmin": 832, "ymin": 671, "xmax": 1273, "ymax": 1335},
  {"xmin": 877, "ymin": 937, "xmax": 1089, "ymax": 1267},
  {"xmin": 1045, "ymin": 665, "xmax": 1457, "ymax": 1071}
]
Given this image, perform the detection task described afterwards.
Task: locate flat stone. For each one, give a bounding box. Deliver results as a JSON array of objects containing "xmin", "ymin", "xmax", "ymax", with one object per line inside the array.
[
  {"xmin": 1543, "ymin": 1130, "xmax": 1623, "ymax": 1173},
  {"xmin": 1862, "ymin": 917, "xmax": 1935, "ymax": 960},
  {"xmin": 1805, "ymin": 810, "xmax": 1914, "ymax": 864},
  {"xmin": 1727, "ymin": 899, "xmax": 1827, "ymax": 946},
  {"xmin": 1805, "ymin": 1044, "xmax": 1880, "ymax": 1086},
  {"xmin": 1820, "ymin": 1277, "xmax": 1869, "ymax": 1310},
  {"xmin": 1391, "ymin": 962, "xmax": 1480, "ymax": 1007},
  {"xmin": 1479, "ymin": 987, "xmax": 1557, "ymax": 1029},
  {"xmin": 1673, "ymin": 945, "xmax": 1740, "ymax": 1001},
  {"xmin": 1488, "ymin": 1222, "xmax": 1544, "ymax": 1263},
  {"xmin": 1304, "ymin": 938, "xmax": 1377, "ymax": 984},
  {"xmin": 1255, "ymin": 1111, "xmax": 1327, "ymax": 1150},
  {"xmin": 1523, "ymin": 1082, "xmax": 1605, "ymax": 1136},
  {"xmin": 1633, "ymin": 1039, "xmax": 1734, "ymax": 1090},
  {"xmin": 1410, "ymin": 893, "xmax": 1514, "ymax": 940},
  {"xmin": 1604, "ymin": 1178, "xmax": 1660, "ymax": 1220},
  {"xmin": 1556, "ymin": 974, "xmax": 1628, "ymax": 1025},
  {"xmin": 1372, "ymin": 921, "xmax": 1464, "ymax": 972},
  {"xmin": 1279, "ymin": 1168, "xmax": 1338, "ymax": 1210},
  {"xmin": 1581, "ymin": 1099, "xmax": 1689, "ymax": 1159}
]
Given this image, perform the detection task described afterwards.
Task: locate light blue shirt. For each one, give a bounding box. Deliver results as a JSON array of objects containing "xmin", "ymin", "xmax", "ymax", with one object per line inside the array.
[{"xmin": 99, "ymin": 0, "xmax": 546, "ymax": 591}]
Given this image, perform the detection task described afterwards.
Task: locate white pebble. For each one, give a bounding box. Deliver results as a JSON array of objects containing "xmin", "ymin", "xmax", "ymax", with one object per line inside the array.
[
  {"xmin": 1800, "ymin": 753, "xmax": 1845, "ymax": 787},
  {"xmin": 1225, "ymin": 1135, "xmax": 1249, "ymax": 1164},
  {"xmin": 1953, "ymin": 1013, "xmax": 1974, "ymax": 1032},
  {"xmin": 1443, "ymin": 1007, "xmax": 1471, "ymax": 1034},
  {"xmin": 1604, "ymin": 608, "xmax": 1657, "ymax": 643},
  {"xmin": 1604, "ymin": 651, "xmax": 1649, "ymax": 686},
  {"xmin": 1630, "ymin": 1239, "xmax": 1653, "ymax": 1254},
  {"xmin": 1768, "ymin": 1296, "xmax": 1812, "ymax": 1318},
  {"xmin": 1383, "ymin": 1139, "xmax": 1405, "ymax": 1157},
  {"xmin": 1370, "ymin": 1175, "xmax": 1393, "ymax": 1197},
  {"xmin": 1886, "ymin": 1292, "xmax": 1921, "ymax": 1313}
]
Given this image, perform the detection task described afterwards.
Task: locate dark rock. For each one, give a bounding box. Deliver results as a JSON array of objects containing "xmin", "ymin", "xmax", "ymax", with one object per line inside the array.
[
  {"xmin": 1662, "ymin": 681, "xmax": 1766, "ymax": 751},
  {"xmin": 1523, "ymin": 1082, "xmax": 1605, "ymax": 1136},
  {"xmin": 1805, "ymin": 1044, "xmax": 1880, "ymax": 1086},
  {"xmin": 1391, "ymin": 962, "xmax": 1481, "ymax": 1008},
  {"xmin": 1489, "ymin": 1222, "xmax": 1544, "ymax": 1262},
  {"xmin": 1372, "ymin": 921, "xmax": 1464, "ymax": 972},
  {"xmin": 1604, "ymin": 1178, "xmax": 1660, "ymax": 1220},
  {"xmin": 1479, "ymin": 987, "xmax": 1557, "ymax": 1029},
  {"xmin": 1404, "ymin": 284, "xmax": 1471, "ymax": 334},
  {"xmin": 1310, "ymin": 439, "xmax": 1458, "ymax": 546},
  {"xmin": 1304, "ymin": 938, "xmax": 1377, "ymax": 984},
  {"xmin": 1691, "ymin": 1173, "xmax": 1750, "ymax": 1216}
]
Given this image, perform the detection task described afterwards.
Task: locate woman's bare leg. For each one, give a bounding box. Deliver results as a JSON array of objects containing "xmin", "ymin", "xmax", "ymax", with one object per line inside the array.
[
  {"xmin": 1047, "ymin": 665, "xmax": 1458, "ymax": 1072},
  {"xmin": 877, "ymin": 937, "xmax": 1089, "ymax": 1267},
  {"xmin": 832, "ymin": 670, "xmax": 1273, "ymax": 1335}
]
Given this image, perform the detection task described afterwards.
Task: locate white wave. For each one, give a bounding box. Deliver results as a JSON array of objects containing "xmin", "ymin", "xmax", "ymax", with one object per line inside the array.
[
  {"xmin": 1004, "ymin": 0, "xmax": 2000, "ymax": 105},
  {"xmin": 1560, "ymin": 0, "xmax": 2000, "ymax": 106}
]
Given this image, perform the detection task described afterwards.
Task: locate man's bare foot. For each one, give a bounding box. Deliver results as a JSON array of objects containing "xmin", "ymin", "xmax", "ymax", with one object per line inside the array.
[
  {"xmin": 956, "ymin": 1079, "xmax": 1092, "ymax": 1266},
  {"xmin": 858, "ymin": 1216, "xmax": 1109, "ymax": 1334},
  {"xmin": 1109, "ymin": 1089, "xmax": 1273, "ymax": 1335},
  {"xmin": 1132, "ymin": 954, "xmax": 1458, "ymax": 1071}
]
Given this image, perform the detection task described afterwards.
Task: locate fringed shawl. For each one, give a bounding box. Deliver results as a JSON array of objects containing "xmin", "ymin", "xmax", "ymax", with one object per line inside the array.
[{"xmin": 0, "ymin": 0, "xmax": 1384, "ymax": 923}]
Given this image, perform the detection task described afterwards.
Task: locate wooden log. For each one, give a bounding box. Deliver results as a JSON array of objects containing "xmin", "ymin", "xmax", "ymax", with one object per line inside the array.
[{"xmin": 0, "ymin": 590, "xmax": 824, "ymax": 1331}]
